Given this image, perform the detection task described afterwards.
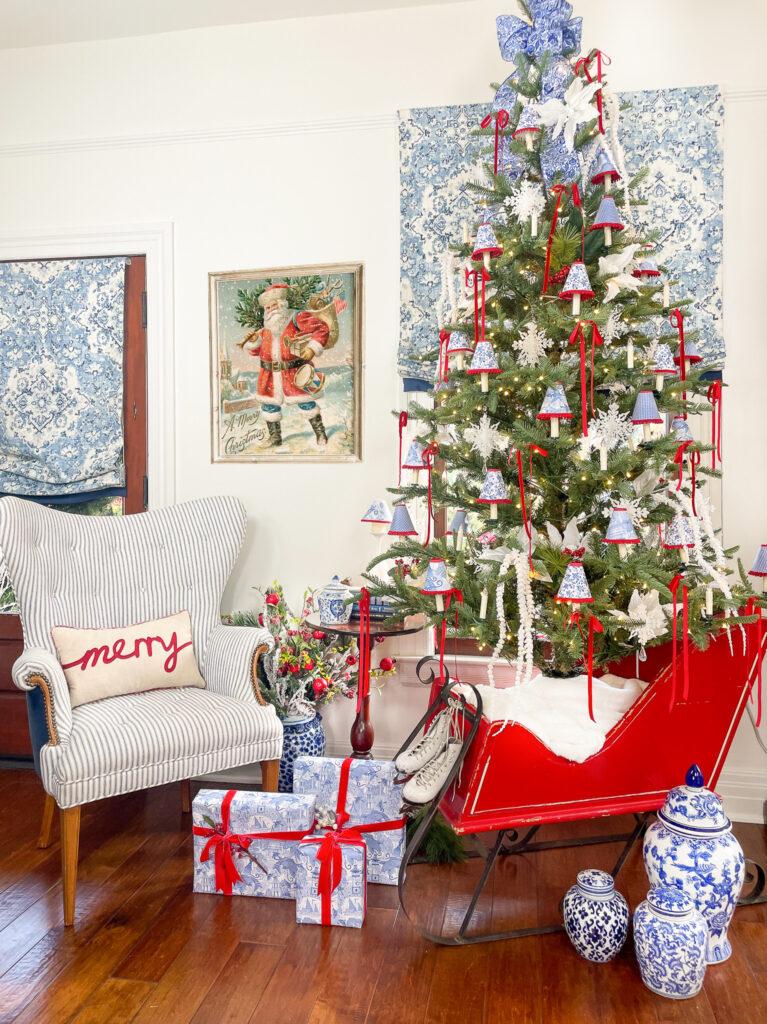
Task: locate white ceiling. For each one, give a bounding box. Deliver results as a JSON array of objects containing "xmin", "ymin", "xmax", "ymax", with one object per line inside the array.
[{"xmin": 0, "ymin": 0, "xmax": 465, "ymax": 49}]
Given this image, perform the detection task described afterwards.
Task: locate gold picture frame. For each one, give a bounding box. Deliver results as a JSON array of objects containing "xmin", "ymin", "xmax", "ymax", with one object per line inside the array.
[{"xmin": 209, "ymin": 262, "xmax": 363, "ymax": 463}]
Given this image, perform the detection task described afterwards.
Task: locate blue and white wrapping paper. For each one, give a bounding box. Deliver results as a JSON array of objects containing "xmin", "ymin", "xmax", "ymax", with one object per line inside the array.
[
  {"xmin": 468, "ymin": 341, "xmax": 500, "ymax": 374},
  {"xmin": 663, "ymin": 515, "xmax": 695, "ymax": 549},
  {"xmin": 652, "ymin": 344, "xmax": 676, "ymax": 374},
  {"xmin": 632, "ymin": 390, "xmax": 663, "ymax": 424},
  {"xmin": 751, "ymin": 545, "xmax": 767, "ymax": 577},
  {"xmin": 388, "ymin": 502, "xmax": 417, "ymax": 536},
  {"xmin": 559, "ymin": 261, "xmax": 594, "ymax": 297},
  {"xmin": 604, "ymin": 507, "xmax": 639, "ymax": 544},
  {"xmin": 557, "ymin": 561, "xmax": 593, "ymax": 603},
  {"xmin": 591, "ymin": 147, "xmax": 620, "ymax": 184},
  {"xmin": 478, "ymin": 468, "xmax": 510, "ymax": 503},
  {"xmin": 538, "ymin": 384, "xmax": 572, "ymax": 418},
  {"xmin": 402, "ymin": 440, "xmax": 426, "ymax": 469},
  {"xmin": 472, "ymin": 222, "xmax": 502, "ymax": 259},
  {"xmin": 422, "ymin": 558, "xmax": 452, "ymax": 594},
  {"xmin": 192, "ymin": 789, "xmax": 316, "ymax": 899},
  {"xmin": 593, "ymin": 196, "xmax": 624, "ymax": 230},
  {"xmin": 293, "ymin": 757, "xmax": 405, "ymax": 885},
  {"xmin": 671, "ymin": 416, "xmax": 694, "ymax": 441},
  {"xmin": 295, "ymin": 835, "xmax": 367, "ymax": 928},
  {"xmin": 361, "ymin": 499, "xmax": 392, "ymax": 524}
]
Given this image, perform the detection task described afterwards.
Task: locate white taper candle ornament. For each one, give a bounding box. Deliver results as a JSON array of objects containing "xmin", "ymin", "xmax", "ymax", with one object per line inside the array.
[
  {"xmin": 572, "ymin": 294, "xmax": 581, "ymax": 317},
  {"xmin": 600, "ymin": 444, "xmax": 608, "ymax": 471},
  {"xmin": 480, "ymin": 588, "xmax": 489, "ymax": 619},
  {"xmin": 627, "ymin": 339, "xmax": 634, "ymax": 369},
  {"xmin": 663, "ymin": 281, "xmax": 670, "ymax": 308},
  {"xmin": 706, "ymin": 587, "xmax": 714, "ymax": 617},
  {"xmin": 462, "ymin": 222, "xmax": 470, "ymax": 245}
]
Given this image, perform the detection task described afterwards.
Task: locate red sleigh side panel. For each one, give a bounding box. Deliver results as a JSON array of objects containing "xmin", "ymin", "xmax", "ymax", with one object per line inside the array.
[{"xmin": 438, "ymin": 624, "xmax": 762, "ymax": 835}]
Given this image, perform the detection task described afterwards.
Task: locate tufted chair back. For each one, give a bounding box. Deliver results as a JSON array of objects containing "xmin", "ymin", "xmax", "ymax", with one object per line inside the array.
[{"xmin": 0, "ymin": 495, "xmax": 246, "ymax": 666}]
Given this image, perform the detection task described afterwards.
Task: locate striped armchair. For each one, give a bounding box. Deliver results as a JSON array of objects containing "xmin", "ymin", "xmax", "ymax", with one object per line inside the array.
[{"xmin": 0, "ymin": 495, "xmax": 282, "ymax": 925}]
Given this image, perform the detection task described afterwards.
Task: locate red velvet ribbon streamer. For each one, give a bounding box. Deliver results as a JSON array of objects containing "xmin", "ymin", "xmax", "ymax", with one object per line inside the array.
[
  {"xmin": 746, "ymin": 597, "xmax": 764, "ymax": 727},
  {"xmin": 465, "ymin": 267, "xmax": 490, "ymax": 345},
  {"xmin": 307, "ymin": 757, "xmax": 407, "ymax": 925},
  {"xmin": 574, "ymin": 49, "xmax": 610, "ymax": 134},
  {"xmin": 707, "ymin": 380, "xmax": 723, "ymax": 470},
  {"xmin": 669, "ymin": 309, "xmax": 687, "ymax": 417},
  {"xmin": 668, "ymin": 574, "xmax": 690, "ymax": 710},
  {"xmin": 422, "ymin": 442, "xmax": 440, "ymax": 546},
  {"xmin": 436, "ymin": 589, "xmax": 463, "ymax": 683},
  {"xmin": 480, "ymin": 109, "xmax": 510, "ymax": 176},
  {"xmin": 509, "ymin": 445, "xmax": 549, "ymax": 569},
  {"xmin": 568, "ymin": 320, "xmax": 603, "ymax": 436},
  {"xmin": 567, "ymin": 612, "xmax": 603, "ymax": 721},
  {"xmin": 398, "ymin": 411, "xmax": 408, "ymax": 485},
  {"xmin": 193, "ymin": 790, "xmax": 316, "ymax": 896},
  {"xmin": 542, "ymin": 183, "xmax": 583, "ymax": 294},
  {"xmin": 438, "ymin": 330, "xmax": 451, "ymax": 385},
  {"xmin": 356, "ymin": 588, "xmax": 371, "ymax": 715},
  {"xmin": 673, "ymin": 440, "xmax": 700, "ymax": 516}
]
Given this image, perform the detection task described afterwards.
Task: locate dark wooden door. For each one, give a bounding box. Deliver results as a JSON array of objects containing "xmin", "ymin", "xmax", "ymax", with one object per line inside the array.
[{"xmin": 0, "ymin": 255, "xmax": 147, "ymax": 759}]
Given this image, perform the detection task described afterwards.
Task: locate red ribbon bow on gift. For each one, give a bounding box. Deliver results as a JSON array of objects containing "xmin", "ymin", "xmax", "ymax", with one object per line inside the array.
[
  {"xmin": 508, "ymin": 445, "xmax": 549, "ymax": 569},
  {"xmin": 569, "ymin": 320, "xmax": 603, "ymax": 436},
  {"xmin": 668, "ymin": 574, "xmax": 690, "ymax": 710},
  {"xmin": 543, "ymin": 183, "xmax": 583, "ymax": 295},
  {"xmin": 673, "ymin": 440, "xmax": 700, "ymax": 516},
  {"xmin": 480, "ymin": 109, "xmax": 510, "ymax": 176},
  {"xmin": 422, "ymin": 442, "xmax": 441, "ymax": 546},
  {"xmin": 707, "ymin": 380, "xmax": 723, "ymax": 470},
  {"xmin": 193, "ymin": 790, "xmax": 316, "ymax": 896},
  {"xmin": 574, "ymin": 49, "xmax": 611, "ymax": 134},
  {"xmin": 567, "ymin": 611, "xmax": 604, "ymax": 722},
  {"xmin": 305, "ymin": 757, "xmax": 407, "ymax": 925}
]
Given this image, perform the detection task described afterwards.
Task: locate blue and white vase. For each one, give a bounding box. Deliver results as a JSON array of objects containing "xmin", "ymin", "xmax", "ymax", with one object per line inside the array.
[
  {"xmin": 633, "ymin": 884, "xmax": 708, "ymax": 999},
  {"xmin": 562, "ymin": 869, "xmax": 629, "ymax": 963},
  {"xmin": 643, "ymin": 764, "xmax": 745, "ymax": 964},
  {"xmin": 278, "ymin": 713, "xmax": 325, "ymax": 792}
]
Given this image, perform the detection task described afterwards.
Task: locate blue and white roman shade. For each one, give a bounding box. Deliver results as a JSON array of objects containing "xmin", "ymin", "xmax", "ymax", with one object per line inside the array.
[{"xmin": 0, "ymin": 257, "xmax": 127, "ymax": 498}]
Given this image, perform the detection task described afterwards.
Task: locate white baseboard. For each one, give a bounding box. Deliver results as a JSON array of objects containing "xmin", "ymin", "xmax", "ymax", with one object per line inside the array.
[{"xmin": 717, "ymin": 767, "xmax": 767, "ymax": 824}]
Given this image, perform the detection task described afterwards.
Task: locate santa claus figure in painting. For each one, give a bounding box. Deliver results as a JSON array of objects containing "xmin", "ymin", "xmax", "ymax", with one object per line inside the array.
[{"xmin": 239, "ymin": 282, "xmax": 339, "ymax": 447}]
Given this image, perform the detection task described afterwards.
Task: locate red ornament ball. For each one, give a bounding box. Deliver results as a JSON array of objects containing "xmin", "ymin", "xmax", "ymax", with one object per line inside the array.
[
  {"xmin": 304, "ymin": 658, "xmax": 315, "ymax": 671},
  {"xmin": 312, "ymin": 629, "xmax": 326, "ymax": 640},
  {"xmin": 288, "ymin": 664, "xmax": 300, "ymax": 675},
  {"xmin": 312, "ymin": 677, "xmax": 329, "ymax": 698},
  {"xmin": 346, "ymin": 655, "xmax": 358, "ymax": 666},
  {"xmin": 379, "ymin": 657, "xmax": 396, "ymax": 672},
  {"xmin": 265, "ymin": 593, "xmax": 280, "ymax": 606},
  {"xmin": 375, "ymin": 635, "xmax": 386, "ymax": 645}
]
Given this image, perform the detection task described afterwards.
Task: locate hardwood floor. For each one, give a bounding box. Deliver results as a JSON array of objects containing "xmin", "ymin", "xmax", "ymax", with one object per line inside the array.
[{"xmin": 0, "ymin": 768, "xmax": 765, "ymax": 1024}]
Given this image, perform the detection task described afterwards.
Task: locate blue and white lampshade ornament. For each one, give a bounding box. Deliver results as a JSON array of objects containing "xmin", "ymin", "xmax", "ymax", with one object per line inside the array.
[
  {"xmin": 591, "ymin": 196, "xmax": 625, "ymax": 247},
  {"xmin": 477, "ymin": 468, "xmax": 511, "ymax": 520},
  {"xmin": 590, "ymin": 147, "xmax": 621, "ymax": 193},
  {"xmin": 558, "ymin": 261, "xmax": 594, "ymax": 316},
  {"xmin": 750, "ymin": 544, "xmax": 767, "ymax": 591},
  {"xmin": 447, "ymin": 509, "xmax": 469, "ymax": 550},
  {"xmin": 537, "ymin": 384, "xmax": 572, "ymax": 438},
  {"xmin": 603, "ymin": 507, "xmax": 640, "ymax": 560},
  {"xmin": 633, "ymin": 258, "xmax": 661, "ymax": 279},
  {"xmin": 447, "ymin": 331, "xmax": 473, "ymax": 371},
  {"xmin": 633, "ymin": 885, "xmax": 708, "ymax": 999},
  {"xmin": 467, "ymin": 340, "xmax": 501, "ymax": 393},
  {"xmin": 631, "ymin": 390, "xmax": 663, "ymax": 441},
  {"xmin": 555, "ymin": 558, "xmax": 593, "ymax": 605},
  {"xmin": 662, "ymin": 515, "xmax": 695, "ymax": 564},
  {"xmin": 471, "ymin": 221, "xmax": 503, "ymax": 271},
  {"xmin": 388, "ymin": 502, "xmax": 418, "ymax": 538},
  {"xmin": 361, "ymin": 499, "xmax": 392, "ymax": 537},
  {"xmin": 420, "ymin": 557, "xmax": 453, "ymax": 611},
  {"xmin": 674, "ymin": 338, "xmax": 703, "ymax": 373},
  {"xmin": 512, "ymin": 104, "xmax": 540, "ymax": 151},
  {"xmin": 402, "ymin": 440, "xmax": 427, "ymax": 475},
  {"xmin": 652, "ymin": 343, "xmax": 677, "ymax": 391},
  {"xmin": 671, "ymin": 415, "xmax": 694, "ymax": 442},
  {"xmin": 643, "ymin": 765, "xmax": 746, "ymax": 967}
]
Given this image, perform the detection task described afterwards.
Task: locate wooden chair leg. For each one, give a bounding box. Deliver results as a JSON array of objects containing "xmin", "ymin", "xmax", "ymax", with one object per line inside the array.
[
  {"xmin": 180, "ymin": 779, "xmax": 192, "ymax": 814},
  {"xmin": 260, "ymin": 759, "xmax": 279, "ymax": 793},
  {"xmin": 37, "ymin": 793, "xmax": 56, "ymax": 849},
  {"xmin": 60, "ymin": 806, "xmax": 81, "ymax": 927}
]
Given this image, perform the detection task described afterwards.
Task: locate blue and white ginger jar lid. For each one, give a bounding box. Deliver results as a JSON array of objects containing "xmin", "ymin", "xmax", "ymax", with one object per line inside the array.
[
  {"xmin": 576, "ymin": 869, "xmax": 615, "ymax": 898},
  {"xmin": 646, "ymin": 883, "xmax": 695, "ymax": 917},
  {"xmin": 658, "ymin": 764, "xmax": 730, "ymax": 836}
]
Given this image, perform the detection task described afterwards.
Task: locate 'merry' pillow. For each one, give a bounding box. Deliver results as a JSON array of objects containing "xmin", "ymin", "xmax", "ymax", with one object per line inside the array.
[{"xmin": 52, "ymin": 610, "xmax": 206, "ymax": 708}]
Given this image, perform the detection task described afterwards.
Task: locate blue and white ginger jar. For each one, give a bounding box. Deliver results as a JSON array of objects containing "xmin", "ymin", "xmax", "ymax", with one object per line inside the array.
[
  {"xmin": 633, "ymin": 884, "xmax": 708, "ymax": 999},
  {"xmin": 562, "ymin": 869, "xmax": 629, "ymax": 963},
  {"xmin": 643, "ymin": 764, "xmax": 745, "ymax": 964},
  {"xmin": 316, "ymin": 574, "xmax": 353, "ymax": 626}
]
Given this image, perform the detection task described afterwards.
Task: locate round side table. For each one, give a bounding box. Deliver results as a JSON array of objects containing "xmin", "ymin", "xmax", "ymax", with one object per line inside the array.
[{"xmin": 302, "ymin": 613, "xmax": 425, "ymax": 758}]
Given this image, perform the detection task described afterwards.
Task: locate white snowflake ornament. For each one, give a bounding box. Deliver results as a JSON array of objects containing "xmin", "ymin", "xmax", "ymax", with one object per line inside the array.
[
  {"xmin": 464, "ymin": 414, "xmax": 507, "ymax": 463},
  {"xmin": 513, "ymin": 321, "xmax": 554, "ymax": 367},
  {"xmin": 506, "ymin": 181, "xmax": 546, "ymax": 236},
  {"xmin": 602, "ymin": 308, "xmax": 629, "ymax": 346}
]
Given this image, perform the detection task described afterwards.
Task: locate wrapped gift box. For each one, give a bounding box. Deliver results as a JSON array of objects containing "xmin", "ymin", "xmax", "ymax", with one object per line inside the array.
[
  {"xmin": 293, "ymin": 756, "xmax": 405, "ymax": 885},
  {"xmin": 192, "ymin": 788, "xmax": 316, "ymax": 898},
  {"xmin": 295, "ymin": 833, "xmax": 367, "ymax": 928}
]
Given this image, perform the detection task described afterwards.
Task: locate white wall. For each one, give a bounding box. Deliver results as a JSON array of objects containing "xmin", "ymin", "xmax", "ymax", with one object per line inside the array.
[{"xmin": 0, "ymin": 0, "xmax": 765, "ymax": 811}]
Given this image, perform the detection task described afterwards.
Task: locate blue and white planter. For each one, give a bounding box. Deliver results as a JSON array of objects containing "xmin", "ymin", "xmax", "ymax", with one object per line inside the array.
[
  {"xmin": 643, "ymin": 764, "xmax": 745, "ymax": 964},
  {"xmin": 562, "ymin": 869, "xmax": 629, "ymax": 963},
  {"xmin": 278, "ymin": 713, "xmax": 326, "ymax": 793},
  {"xmin": 633, "ymin": 884, "xmax": 708, "ymax": 999}
]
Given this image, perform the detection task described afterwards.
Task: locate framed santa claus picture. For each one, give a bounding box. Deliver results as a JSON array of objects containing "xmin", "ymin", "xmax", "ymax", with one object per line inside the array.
[{"xmin": 209, "ymin": 262, "xmax": 363, "ymax": 462}]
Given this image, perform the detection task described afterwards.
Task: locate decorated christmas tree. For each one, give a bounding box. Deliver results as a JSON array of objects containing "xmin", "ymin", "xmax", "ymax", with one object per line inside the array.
[{"xmin": 366, "ymin": 1, "xmax": 759, "ymax": 698}]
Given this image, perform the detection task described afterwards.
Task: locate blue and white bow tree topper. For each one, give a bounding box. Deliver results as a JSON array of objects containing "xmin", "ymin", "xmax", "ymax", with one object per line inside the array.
[{"xmin": 494, "ymin": 3, "xmax": 584, "ymax": 186}]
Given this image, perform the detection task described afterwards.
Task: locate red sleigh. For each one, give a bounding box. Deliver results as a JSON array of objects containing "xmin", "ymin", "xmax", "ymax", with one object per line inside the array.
[{"xmin": 397, "ymin": 619, "xmax": 767, "ymax": 944}]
